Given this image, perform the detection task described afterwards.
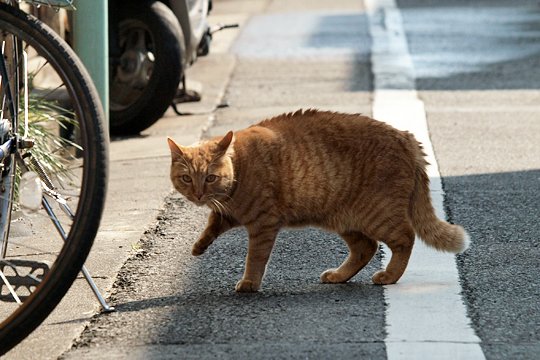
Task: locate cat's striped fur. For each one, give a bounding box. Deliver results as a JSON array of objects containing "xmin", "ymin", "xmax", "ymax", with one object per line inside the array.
[{"xmin": 168, "ymin": 109, "xmax": 469, "ymax": 292}]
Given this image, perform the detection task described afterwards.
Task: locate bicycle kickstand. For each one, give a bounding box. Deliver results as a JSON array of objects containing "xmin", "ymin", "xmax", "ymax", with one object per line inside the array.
[
  {"xmin": 23, "ymin": 154, "xmax": 115, "ymax": 313},
  {"xmin": 81, "ymin": 265, "xmax": 115, "ymax": 312}
]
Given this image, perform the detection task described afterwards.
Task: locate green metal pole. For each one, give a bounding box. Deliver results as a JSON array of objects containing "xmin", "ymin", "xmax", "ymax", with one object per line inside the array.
[{"xmin": 73, "ymin": 0, "xmax": 109, "ymax": 129}]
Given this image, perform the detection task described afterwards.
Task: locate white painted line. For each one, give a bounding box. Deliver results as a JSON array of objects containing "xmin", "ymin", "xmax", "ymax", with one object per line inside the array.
[{"xmin": 364, "ymin": 0, "xmax": 485, "ymax": 358}]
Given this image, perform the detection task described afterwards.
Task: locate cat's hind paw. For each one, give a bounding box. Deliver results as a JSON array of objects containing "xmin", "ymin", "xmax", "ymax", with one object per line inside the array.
[
  {"xmin": 235, "ymin": 279, "xmax": 260, "ymax": 293},
  {"xmin": 371, "ymin": 270, "xmax": 399, "ymax": 285},
  {"xmin": 320, "ymin": 269, "xmax": 347, "ymax": 283}
]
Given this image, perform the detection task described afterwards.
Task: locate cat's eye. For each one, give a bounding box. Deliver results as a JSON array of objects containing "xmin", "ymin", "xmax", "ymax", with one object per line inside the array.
[
  {"xmin": 181, "ymin": 175, "xmax": 192, "ymax": 183},
  {"xmin": 205, "ymin": 174, "xmax": 218, "ymax": 183}
]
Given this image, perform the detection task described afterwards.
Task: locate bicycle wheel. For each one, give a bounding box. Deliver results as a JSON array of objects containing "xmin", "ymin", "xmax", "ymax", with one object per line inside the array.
[{"xmin": 0, "ymin": 4, "xmax": 108, "ymax": 354}]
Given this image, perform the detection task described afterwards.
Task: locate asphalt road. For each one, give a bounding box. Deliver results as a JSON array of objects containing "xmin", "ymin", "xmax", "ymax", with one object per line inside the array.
[{"xmin": 63, "ymin": 0, "xmax": 540, "ymax": 359}]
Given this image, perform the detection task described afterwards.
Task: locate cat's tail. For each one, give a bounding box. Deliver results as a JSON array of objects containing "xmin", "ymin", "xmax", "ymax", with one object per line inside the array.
[{"xmin": 409, "ymin": 152, "xmax": 470, "ymax": 253}]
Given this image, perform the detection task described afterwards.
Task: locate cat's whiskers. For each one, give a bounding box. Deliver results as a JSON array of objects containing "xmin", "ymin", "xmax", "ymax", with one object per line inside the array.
[
  {"xmin": 209, "ymin": 196, "xmax": 231, "ymax": 217},
  {"xmin": 210, "ymin": 199, "xmax": 226, "ymax": 220},
  {"xmin": 213, "ymin": 192, "xmax": 233, "ymax": 201},
  {"xmin": 207, "ymin": 196, "xmax": 221, "ymax": 212},
  {"xmin": 208, "ymin": 198, "xmax": 219, "ymax": 214},
  {"xmin": 216, "ymin": 199, "xmax": 229, "ymax": 215}
]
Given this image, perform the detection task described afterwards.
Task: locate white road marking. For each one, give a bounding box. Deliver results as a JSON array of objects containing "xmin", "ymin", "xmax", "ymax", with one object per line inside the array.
[{"xmin": 364, "ymin": 1, "xmax": 486, "ymax": 358}]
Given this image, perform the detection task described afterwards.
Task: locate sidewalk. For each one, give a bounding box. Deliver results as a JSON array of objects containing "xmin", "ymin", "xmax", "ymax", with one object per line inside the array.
[{"xmin": 4, "ymin": 2, "xmax": 256, "ymax": 358}]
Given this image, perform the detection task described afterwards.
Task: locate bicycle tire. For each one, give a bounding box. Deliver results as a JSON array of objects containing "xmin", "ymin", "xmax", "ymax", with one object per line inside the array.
[{"xmin": 0, "ymin": 4, "xmax": 108, "ymax": 354}]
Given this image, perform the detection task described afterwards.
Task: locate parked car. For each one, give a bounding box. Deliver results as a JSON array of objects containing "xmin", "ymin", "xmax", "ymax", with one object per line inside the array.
[{"xmin": 108, "ymin": 0, "xmax": 212, "ymax": 135}]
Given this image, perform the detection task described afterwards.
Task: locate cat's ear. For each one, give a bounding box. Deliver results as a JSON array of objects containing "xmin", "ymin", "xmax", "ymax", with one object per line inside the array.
[
  {"xmin": 216, "ymin": 131, "xmax": 234, "ymax": 155},
  {"xmin": 167, "ymin": 137, "xmax": 185, "ymax": 162}
]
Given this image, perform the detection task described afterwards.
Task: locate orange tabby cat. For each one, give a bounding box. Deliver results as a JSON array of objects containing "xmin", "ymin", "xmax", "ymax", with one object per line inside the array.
[{"xmin": 167, "ymin": 110, "xmax": 469, "ymax": 292}]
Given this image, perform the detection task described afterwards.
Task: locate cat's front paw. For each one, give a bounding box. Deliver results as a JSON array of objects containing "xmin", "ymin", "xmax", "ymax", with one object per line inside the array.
[
  {"xmin": 191, "ymin": 242, "xmax": 207, "ymax": 256},
  {"xmin": 192, "ymin": 235, "xmax": 216, "ymax": 256},
  {"xmin": 235, "ymin": 279, "xmax": 260, "ymax": 293}
]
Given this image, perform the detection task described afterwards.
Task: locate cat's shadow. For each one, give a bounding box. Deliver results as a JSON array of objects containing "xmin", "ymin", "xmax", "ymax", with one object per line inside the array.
[
  {"xmin": 111, "ymin": 281, "xmax": 378, "ymax": 314},
  {"xmin": 106, "ymin": 225, "xmax": 385, "ymax": 315}
]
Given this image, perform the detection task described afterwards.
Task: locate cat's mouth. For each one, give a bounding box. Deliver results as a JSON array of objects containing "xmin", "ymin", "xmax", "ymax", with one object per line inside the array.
[{"xmin": 189, "ymin": 197, "xmax": 208, "ymax": 207}]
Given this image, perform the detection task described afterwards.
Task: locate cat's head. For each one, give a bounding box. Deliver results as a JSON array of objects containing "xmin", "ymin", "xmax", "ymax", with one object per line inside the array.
[{"xmin": 167, "ymin": 131, "xmax": 235, "ymax": 208}]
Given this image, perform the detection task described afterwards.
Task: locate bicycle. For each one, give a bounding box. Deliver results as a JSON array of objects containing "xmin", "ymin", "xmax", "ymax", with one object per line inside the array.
[{"xmin": 0, "ymin": 0, "xmax": 108, "ymax": 353}]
